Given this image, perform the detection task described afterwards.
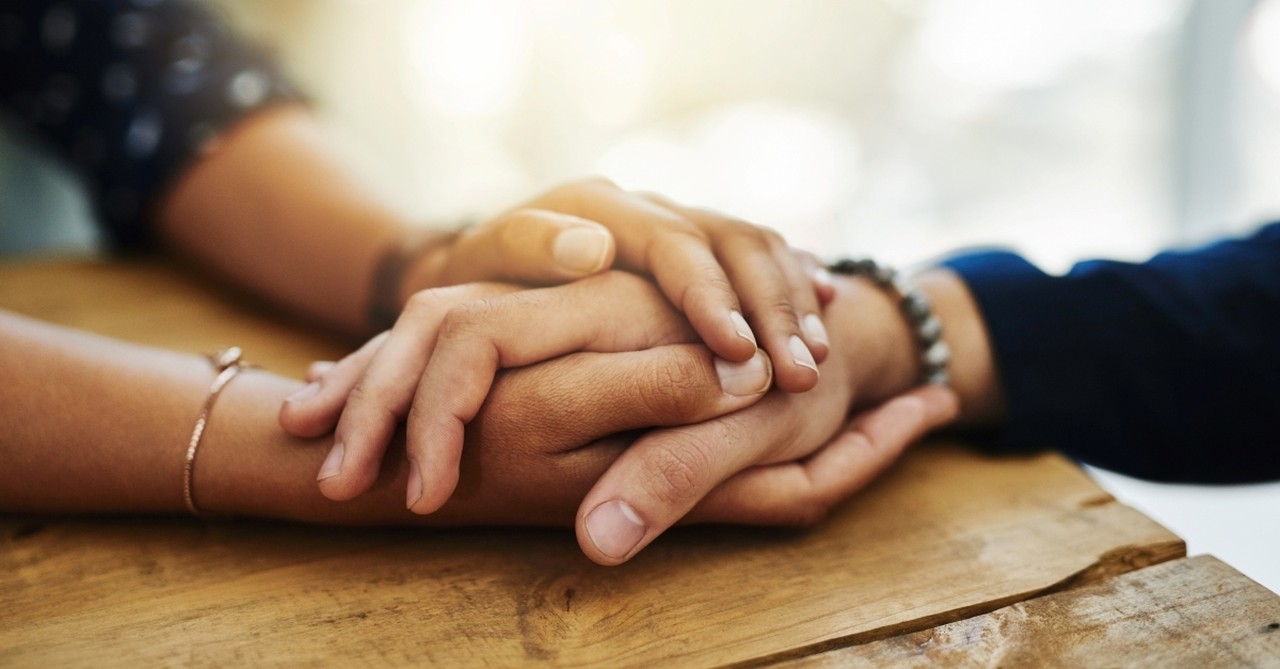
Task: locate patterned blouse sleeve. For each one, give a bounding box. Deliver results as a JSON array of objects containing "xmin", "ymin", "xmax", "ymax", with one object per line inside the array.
[{"xmin": 0, "ymin": 0, "xmax": 304, "ymax": 249}]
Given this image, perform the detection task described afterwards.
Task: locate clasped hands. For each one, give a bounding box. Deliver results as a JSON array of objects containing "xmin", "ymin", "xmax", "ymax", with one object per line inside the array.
[{"xmin": 279, "ymin": 178, "xmax": 958, "ymax": 565}]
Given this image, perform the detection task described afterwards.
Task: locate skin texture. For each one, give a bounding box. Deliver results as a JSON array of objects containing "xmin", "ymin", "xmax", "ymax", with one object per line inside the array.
[
  {"xmin": 3, "ymin": 98, "xmax": 1005, "ymax": 564},
  {"xmin": 156, "ymin": 105, "xmax": 834, "ymax": 518},
  {"xmin": 159, "ymin": 105, "xmax": 827, "ymax": 372},
  {"xmin": 277, "ymin": 269, "xmax": 994, "ymax": 563},
  {"xmin": 0, "ymin": 271, "xmax": 989, "ymax": 541}
]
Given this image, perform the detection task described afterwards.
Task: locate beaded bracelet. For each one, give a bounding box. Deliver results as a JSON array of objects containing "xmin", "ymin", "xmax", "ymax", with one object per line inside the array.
[
  {"xmin": 828, "ymin": 258, "xmax": 950, "ymax": 386},
  {"xmin": 183, "ymin": 346, "xmax": 248, "ymax": 516}
]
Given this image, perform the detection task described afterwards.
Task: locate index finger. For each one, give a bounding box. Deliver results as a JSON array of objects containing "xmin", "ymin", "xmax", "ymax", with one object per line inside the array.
[
  {"xmin": 404, "ymin": 272, "xmax": 710, "ymax": 514},
  {"xmin": 574, "ymin": 385, "xmax": 957, "ymax": 565},
  {"xmin": 545, "ymin": 179, "xmax": 761, "ymax": 363},
  {"xmin": 688, "ymin": 386, "xmax": 959, "ymax": 526}
]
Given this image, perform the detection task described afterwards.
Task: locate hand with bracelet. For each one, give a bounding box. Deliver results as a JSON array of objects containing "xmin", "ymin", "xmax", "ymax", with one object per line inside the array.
[
  {"xmin": 280, "ymin": 255, "xmax": 978, "ymax": 562},
  {"xmin": 0, "ymin": 261, "xmax": 974, "ymax": 569}
]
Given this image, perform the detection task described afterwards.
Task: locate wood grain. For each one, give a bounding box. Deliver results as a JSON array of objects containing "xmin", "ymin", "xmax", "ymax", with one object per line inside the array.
[
  {"xmin": 783, "ymin": 555, "xmax": 1280, "ymax": 668},
  {"xmin": 0, "ymin": 258, "xmax": 1189, "ymax": 667}
]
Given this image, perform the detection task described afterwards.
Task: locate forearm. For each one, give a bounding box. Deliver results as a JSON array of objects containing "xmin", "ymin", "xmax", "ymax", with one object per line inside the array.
[
  {"xmin": 0, "ymin": 309, "xmax": 595, "ymax": 525},
  {"xmin": 0, "ymin": 311, "xmax": 213, "ymax": 513},
  {"xmin": 0, "ymin": 309, "xmax": 356, "ymax": 518},
  {"xmin": 157, "ymin": 106, "xmax": 445, "ymax": 337}
]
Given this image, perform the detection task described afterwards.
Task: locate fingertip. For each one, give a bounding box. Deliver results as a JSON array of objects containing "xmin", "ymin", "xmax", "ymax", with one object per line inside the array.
[
  {"xmin": 318, "ymin": 475, "xmax": 358, "ymax": 502},
  {"xmin": 773, "ymin": 367, "xmax": 819, "ymax": 393},
  {"xmin": 405, "ymin": 459, "xmax": 424, "ymax": 511},
  {"xmin": 552, "ymin": 222, "xmax": 616, "ymax": 275},
  {"xmin": 405, "ymin": 426, "xmax": 464, "ymax": 515},
  {"xmin": 306, "ymin": 361, "xmax": 335, "ymax": 383},
  {"xmin": 810, "ymin": 267, "xmax": 836, "ymax": 304},
  {"xmin": 801, "ymin": 313, "xmax": 830, "ymax": 363},
  {"xmin": 693, "ymin": 311, "xmax": 758, "ymax": 363},
  {"xmin": 317, "ymin": 441, "xmax": 344, "ymax": 482},
  {"xmin": 407, "ymin": 469, "xmax": 457, "ymax": 515},
  {"xmin": 278, "ymin": 382, "xmax": 333, "ymax": 438},
  {"xmin": 284, "ymin": 380, "xmax": 320, "ymax": 405},
  {"xmin": 713, "ymin": 349, "xmax": 773, "ymax": 398},
  {"xmin": 728, "ymin": 310, "xmax": 758, "ymax": 348},
  {"xmin": 770, "ymin": 335, "xmax": 819, "ymax": 393},
  {"xmin": 917, "ymin": 385, "xmax": 961, "ymax": 424},
  {"xmin": 315, "ymin": 441, "xmax": 386, "ymax": 502},
  {"xmin": 579, "ymin": 498, "xmax": 649, "ymax": 566}
]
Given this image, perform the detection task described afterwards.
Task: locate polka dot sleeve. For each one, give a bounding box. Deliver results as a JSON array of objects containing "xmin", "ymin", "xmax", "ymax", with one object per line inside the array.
[{"xmin": 0, "ymin": 0, "xmax": 304, "ymax": 249}]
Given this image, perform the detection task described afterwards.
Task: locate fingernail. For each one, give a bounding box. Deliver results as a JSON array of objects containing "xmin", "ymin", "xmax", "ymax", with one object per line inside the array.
[
  {"xmin": 553, "ymin": 227, "xmax": 612, "ymax": 273},
  {"xmin": 715, "ymin": 351, "xmax": 771, "ymax": 396},
  {"xmin": 307, "ymin": 361, "xmax": 335, "ymax": 382},
  {"xmin": 789, "ymin": 335, "xmax": 818, "ymax": 373},
  {"xmin": 584, "ymin": 500, "xmax": 647, "ymax": 560},
  {"xmin": 802, "ymin": 313, "xmax": 829, "ymax": 347},
  {"xmin": 811, "ymin": 267, "xmax": 835, "ymax": 289},
  {"xmin": 729, "ymin": 310, "xmax": 757, "ymax": 347},
  {"xmin": 406, "ymin": 461, "xmax": 424, "ymax": 510},
  {"xmin": 286, "ymin": 381, "xmax": 320, "ymax": 404},
  {"xmin": 920, "ymin": 387, "xmax": 959, "ymax": 421},
  {"xmin": 317, "ymin": 442, "xmax": 344, "ymax": 481}
]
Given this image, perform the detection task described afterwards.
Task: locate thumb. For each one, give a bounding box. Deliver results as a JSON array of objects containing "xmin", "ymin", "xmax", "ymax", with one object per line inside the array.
[{"xmin": 439, "ymin": 209, "xmax": 617, "ymax": 285}]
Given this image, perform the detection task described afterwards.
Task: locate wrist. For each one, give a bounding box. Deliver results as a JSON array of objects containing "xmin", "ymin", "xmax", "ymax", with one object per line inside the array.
[
  {"xmin": 824, "ymin": 263, "xmax": 1003, "ymax": 427},
  {"xmin": 197, "ymin": 371, "xmax": 426, "ymax": 525},
  {"xmin": 366, "ymin": 230, "xmax": 456, "ymax": 331},
  {"xmin": 825, "ymin": 275, "xmax": 921, "ymax": 406},
  {"xmin": 912, "ymin": 269, "xmax": 1006, "ymax": 427}
]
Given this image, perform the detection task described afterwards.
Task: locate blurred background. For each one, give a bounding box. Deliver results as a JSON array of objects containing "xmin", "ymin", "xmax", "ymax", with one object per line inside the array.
[
  {"xmin": 2, "ymin": 0, "xmax": 1278, "ymax": 591},
  {"xmin": 216, "ymin": 0, "xmax": 1280, "ymax": 271}
]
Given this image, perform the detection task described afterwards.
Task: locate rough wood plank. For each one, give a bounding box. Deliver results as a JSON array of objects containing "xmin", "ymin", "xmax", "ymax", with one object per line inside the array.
[
  {"xmin": 0, "ymin": 448, "xmax": 1184, "ymax": 668},
  {"xmin": 781, "ymin": 555, "xmax": 1280, "ymax": 668},
  {"xmin": 0, "ymin": 259, "xmax": 1187, "ymax": 667}
]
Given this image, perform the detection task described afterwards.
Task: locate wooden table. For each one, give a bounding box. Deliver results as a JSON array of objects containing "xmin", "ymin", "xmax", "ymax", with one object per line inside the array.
[{"xmin": 2, "ymin": 258, "xmax": 1278, "ymax": 667}]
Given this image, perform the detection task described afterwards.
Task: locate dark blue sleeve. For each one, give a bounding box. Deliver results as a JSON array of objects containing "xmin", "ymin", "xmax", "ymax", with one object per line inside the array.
[
  {"xmin": 0, "ymin": 0, "xmax": 302, "ymax": 250},
  {"xmin": 941, "ymin": 223, "xmax": 1280, "ymax": 483}
]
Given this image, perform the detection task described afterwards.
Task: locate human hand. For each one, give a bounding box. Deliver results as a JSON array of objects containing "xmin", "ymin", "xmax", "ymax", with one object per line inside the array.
[
  {"xmin": 434, "ymin": 373, "xmax": 954, "ymax": 530},
  {"xmin": 248, "ymin": 345, "xmax": 951, "ymax": 535},
  {"xmin": 406, "ymin": 178, "xmax": 834, "ymax": 391},
  {"xmin": 210, "ymin": 341, "xmax": 769, "ymax": 526},
  {"xmin": 569, "ymin": 272, "xmax": 961, "ymax": 564},
  {"xmin": 267, "ymin": 272, "xmax": 963, "ymax": 564},
  {"xmin": 279, "ymin": 271, "xmax": 776, "ymax": 512}
]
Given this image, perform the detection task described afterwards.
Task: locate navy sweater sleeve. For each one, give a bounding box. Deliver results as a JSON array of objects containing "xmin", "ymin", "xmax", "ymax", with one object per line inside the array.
[
  {"xmin": 0, "ymin": 0, "xmax": 301, "ymax": 249},
  {"xmin": 942, "ymin": 223, "xmax": 1280, "ymax": 483}
]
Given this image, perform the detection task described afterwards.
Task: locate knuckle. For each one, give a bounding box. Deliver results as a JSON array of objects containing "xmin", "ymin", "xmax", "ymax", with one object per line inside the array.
[
  {"xmin": 437, "ymin": 301, "xmax": 491, "ymax": 341},
  {"xmin": 635, "ymin": 353, "xmax": 706, "ymax": 422},
  {"xmin": 553, "ymin": 175, "xmax": 616, "ymax": 202},
  {"xmin": 654, "ymin": 220, "xmax": 711, "ymax": 245},
  {"xmin": 758, "ymin": 225, "xmax": 787, "ymax": 249},
  {"xmin": 579, "ymin": 174, "xmax": 617, "ymax": 190},
  {"xmin": 345, "ymin": 380, "xmax": 375, "ymax": 407},
  {"xmin": 404, "ymin": 288, "xmax": 444, "ymax": 315},
  {"xmin": 755, "ymin": 296, "xmax": 800, "ymax": 325},
  {"xmin": 643, "ymin": 438, "xmax": 715, "ymax": 509},
  {"xmin": 404, "ymin": 399, "xmax": 433, "ymax": 434},
  {"xmin": 494, "ymin": 208, "xmax": 539, "ymax": 235},
  {"xmin": 343, "ymin": 381, "xmax": 401, "ymax": 431},
  {"xmin": 711, "ymin": 218, "xmax": 769, "ymax": 246}
]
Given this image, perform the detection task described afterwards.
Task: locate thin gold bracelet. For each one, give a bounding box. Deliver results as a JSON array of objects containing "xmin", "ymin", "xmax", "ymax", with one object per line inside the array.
[{"xmin": 183, "ymin": 346, "xmax": 247, "ymax": 516}]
